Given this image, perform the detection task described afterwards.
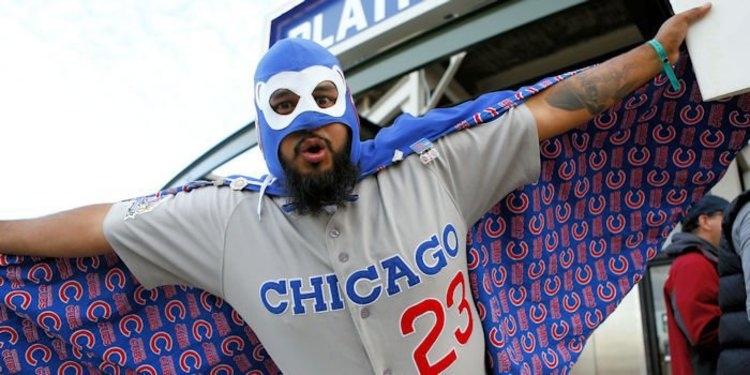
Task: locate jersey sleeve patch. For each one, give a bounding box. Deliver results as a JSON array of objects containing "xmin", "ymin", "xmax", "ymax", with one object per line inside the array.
[{"xmin": 123, "ymin": 195, "xmax": 172, "ymax": 220}]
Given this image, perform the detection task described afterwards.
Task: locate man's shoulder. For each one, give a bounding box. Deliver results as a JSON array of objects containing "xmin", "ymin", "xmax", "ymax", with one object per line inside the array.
[
  {"xmin": 117, "ymin": 180, "xmax": 263, "ymax": 218},
  {"xmin": 671, "ymin": 249, "xmax": 715, "ymax": 268}
]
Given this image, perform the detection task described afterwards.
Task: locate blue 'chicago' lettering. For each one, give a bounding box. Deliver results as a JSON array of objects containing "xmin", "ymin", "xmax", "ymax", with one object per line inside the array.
[
  {"xmin": 260, "ymin": 280, "xmax": 287, "ymax": 314},
  {"xmin": 381, "ymin": 255, "xmax": 420, "ymax": 295},
  {"xmin": 346, "ymin": 265, "xmax": 382, "ymax": 305},
  {"xmin": 290, "ymin": 277, "xmax": 327, "ymax": 314},
  {"xmin": 260, "ymin": 223, "xmax": 460, "ymax": 315}
]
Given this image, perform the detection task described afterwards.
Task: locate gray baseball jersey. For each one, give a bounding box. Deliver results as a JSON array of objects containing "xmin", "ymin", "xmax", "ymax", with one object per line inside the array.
[{"xmin": 104, "ymin": 104, "xmax": 540, "ymax": 375}]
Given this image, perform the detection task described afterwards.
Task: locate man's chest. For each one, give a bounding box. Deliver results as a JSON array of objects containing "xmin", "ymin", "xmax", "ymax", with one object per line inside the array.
[
  {"xmin": 219, "ymin": 176, "xmax": 486, "ymax": 374},
  {"xmin": 227, "ymin": 178, "xmax": 469, "ymax": 316}
]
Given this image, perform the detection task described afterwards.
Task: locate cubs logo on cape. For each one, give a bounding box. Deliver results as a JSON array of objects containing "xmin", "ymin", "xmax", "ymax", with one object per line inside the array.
[{"xmin": 1, "ymin": 53, "xmax": 749, "ymax": 374}]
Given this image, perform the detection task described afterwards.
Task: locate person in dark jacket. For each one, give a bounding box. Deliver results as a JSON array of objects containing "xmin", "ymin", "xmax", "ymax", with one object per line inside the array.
[
  {"xmin": 718, "ymin": 190, "xmax": 750, "ymax": 374},
  {"xmin": 664, "ymin": 194, "xmax": 729, "ymax": 375}
]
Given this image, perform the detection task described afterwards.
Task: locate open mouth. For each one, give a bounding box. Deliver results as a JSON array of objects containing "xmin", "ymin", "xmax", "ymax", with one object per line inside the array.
[{"xmin": 296, "ymin": 137, "xmax": 328, "ymax": 164}]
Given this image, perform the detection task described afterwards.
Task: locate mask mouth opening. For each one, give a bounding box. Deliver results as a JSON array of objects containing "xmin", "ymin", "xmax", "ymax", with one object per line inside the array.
[{"xmin": 278, "ymin": 125, "xmax": 352, "ymax": 174}]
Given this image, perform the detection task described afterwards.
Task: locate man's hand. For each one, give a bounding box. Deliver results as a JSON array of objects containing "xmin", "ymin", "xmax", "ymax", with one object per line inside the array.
[
  {"xmin": 656, "ymin": 3, "xmax": 712, "ymax": 64},
  {"xmin": 526, "ymin": 3, "xmax": 712, "ymax": 141}
]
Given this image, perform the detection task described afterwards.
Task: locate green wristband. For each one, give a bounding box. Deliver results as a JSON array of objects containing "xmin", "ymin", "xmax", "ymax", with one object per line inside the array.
[{"xmin": 647, "ymin": 39, "xmax": 680, "ymax": 91}]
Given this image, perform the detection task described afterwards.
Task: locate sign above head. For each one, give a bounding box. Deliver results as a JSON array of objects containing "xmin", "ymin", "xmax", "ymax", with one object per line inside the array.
[{"xmin": 267, "ymin": 0, "xmax": 493, "ymax": 69}]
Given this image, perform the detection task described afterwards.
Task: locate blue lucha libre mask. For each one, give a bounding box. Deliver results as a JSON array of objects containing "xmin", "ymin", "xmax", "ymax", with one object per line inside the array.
[{"xmin": 254, "ymin": 38, "xmax": 360, "ymax": 183}]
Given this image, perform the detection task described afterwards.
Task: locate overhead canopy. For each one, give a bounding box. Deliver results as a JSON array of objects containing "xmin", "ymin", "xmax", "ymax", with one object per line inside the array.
[{"xmin": 166, "ymin": 0, "xmax": 674, "ymax": 188}]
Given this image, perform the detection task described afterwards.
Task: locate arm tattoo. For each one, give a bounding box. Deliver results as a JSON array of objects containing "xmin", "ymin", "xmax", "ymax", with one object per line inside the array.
[{"xmin": 545, "ymin": 64, "xmax": 638, "ymax": 115}]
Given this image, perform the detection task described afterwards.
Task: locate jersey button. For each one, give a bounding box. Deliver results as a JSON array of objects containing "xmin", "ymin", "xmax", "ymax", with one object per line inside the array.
[
  {"xmin": 338, "ymin": 253, "xmax": 349, "ymax": 263},
  {"xmin": 382, "ymin": 369, "xmax": 392, "ymax": 375},
  {"xmin": 329, "ymin": 229, "xmax": 341, "ymax": 238},
  {"xmin": 360, "ymin": 308, "xmax": 370, "ymax": 319}
]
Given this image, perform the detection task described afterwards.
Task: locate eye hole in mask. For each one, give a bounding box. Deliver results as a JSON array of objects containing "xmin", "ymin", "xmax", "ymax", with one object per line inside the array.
[
  {"xmin": 256, "ymin": 65, "xmax": 347, "ymax": 131},
  {"xmin": 270, "ymin": 80, "xmax": 338, "ymax": 115}
]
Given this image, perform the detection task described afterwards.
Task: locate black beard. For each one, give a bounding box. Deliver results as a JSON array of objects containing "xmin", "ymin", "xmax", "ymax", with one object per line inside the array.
[{"xmin": 282, "ymin": 138, "xmax": 359, "ymax": 215}]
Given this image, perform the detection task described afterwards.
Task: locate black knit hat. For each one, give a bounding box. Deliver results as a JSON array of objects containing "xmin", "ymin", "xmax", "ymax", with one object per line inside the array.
[{"xmin": 681, "ymin": 194, "xmax": 729, "ymax": 231}]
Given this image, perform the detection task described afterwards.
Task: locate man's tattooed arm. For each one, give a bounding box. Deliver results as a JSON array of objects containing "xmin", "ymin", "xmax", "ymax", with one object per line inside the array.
[
  {"xmin": 525, "ymin": 43, "xmax": 663, "ymax": 141},
  {"xmin": 545, "ymin": 64, "xmax": 640, "ymax": 115},
  {"xmin": 523, "ymin": 1, "xmax": 710, "ymax": 142}
]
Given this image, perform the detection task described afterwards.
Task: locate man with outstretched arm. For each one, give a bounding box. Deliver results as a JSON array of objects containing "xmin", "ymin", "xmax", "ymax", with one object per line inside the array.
[{"xmin": 0, "ymin": 5, "xmax": 713, "ymax": 374}]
